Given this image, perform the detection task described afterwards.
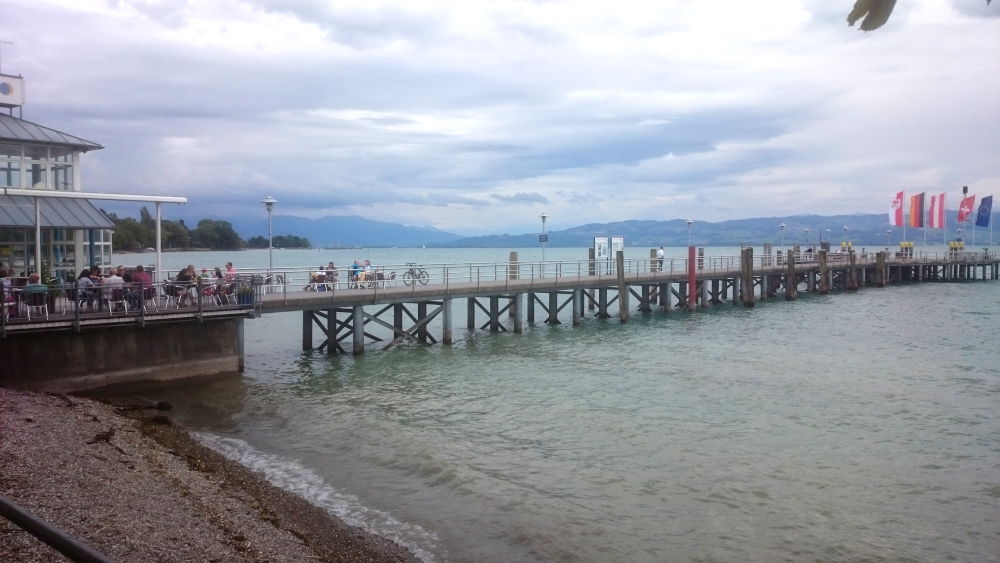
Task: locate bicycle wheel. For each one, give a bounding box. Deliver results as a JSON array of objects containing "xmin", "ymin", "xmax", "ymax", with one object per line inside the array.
[
  {"xmin": 418, "ymin": 269, "xmax": 430, "ymax": 285},
  {"xmin": 403, "ymin": 271, "xmax": 416, "ymax": 286}
]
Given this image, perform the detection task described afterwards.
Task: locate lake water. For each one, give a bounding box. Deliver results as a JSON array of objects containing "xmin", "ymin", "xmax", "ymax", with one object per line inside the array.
[{"xmin": 138, "ymin": 248, "xmax": 1000, "ymax": 562}]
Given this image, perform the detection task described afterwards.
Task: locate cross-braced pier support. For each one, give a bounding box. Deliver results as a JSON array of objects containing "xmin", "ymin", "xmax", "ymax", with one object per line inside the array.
[{"xmin": 302, "ymin": 299, "xmax": 451, "ymax": 355}]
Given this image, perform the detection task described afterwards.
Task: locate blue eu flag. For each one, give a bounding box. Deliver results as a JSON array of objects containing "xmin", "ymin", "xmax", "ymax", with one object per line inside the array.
[{"xmin": 975, "ymin": 195, "xmax": 992, "ymax": 228}]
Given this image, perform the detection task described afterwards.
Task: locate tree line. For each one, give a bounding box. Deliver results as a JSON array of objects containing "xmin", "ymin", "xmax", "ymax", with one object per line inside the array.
[{"xmin": 104, "ymin": 207, "xmax": 311, "ymax": 251}]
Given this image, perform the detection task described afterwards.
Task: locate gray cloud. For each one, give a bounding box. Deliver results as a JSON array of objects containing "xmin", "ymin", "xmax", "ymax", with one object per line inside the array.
[{"xmin": 4, "ymin": 0, "xmax": 999, "ymax": 236}]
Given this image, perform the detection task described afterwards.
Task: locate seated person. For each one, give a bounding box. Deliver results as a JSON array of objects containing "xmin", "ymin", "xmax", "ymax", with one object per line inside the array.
[
  {"xmin": 325, "ymin": 262, "xmax": 339, "ymax": 285},
  {"xmin": 130, "ymin": 265, "xmax": 154, "ymax": 307},
  {"xmin": 76, "ymin": 268, "xmax": 97, "ymax": 310},
  {"xmin": 22, "ymin": 273, "xmax": 48, "ymax": 295},
  {"xmin": 173, "ymin": 265, "xmax": 195, "ymax": 305}
]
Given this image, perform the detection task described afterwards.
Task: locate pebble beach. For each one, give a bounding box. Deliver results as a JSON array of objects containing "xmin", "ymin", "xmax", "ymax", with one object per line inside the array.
[{"xmin": 0, "ymin": 387, "xmax": 418, "ymax": 562}]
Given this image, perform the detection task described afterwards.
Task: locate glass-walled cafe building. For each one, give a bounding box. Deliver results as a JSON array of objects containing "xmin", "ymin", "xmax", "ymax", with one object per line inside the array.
[{"xmin": 0, "ymin": 111, "xmax": 112, "ymax": 283}]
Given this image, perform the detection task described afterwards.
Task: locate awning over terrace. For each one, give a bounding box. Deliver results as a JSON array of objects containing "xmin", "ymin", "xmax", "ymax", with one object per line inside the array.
[{"xmin": 0, "ymin": 194, "xmax": 114, "ymax": 229}]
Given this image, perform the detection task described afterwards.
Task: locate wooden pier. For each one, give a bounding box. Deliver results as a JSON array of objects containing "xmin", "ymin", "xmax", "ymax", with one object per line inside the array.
[{"xmin": 255, "ymin": 249, "xmax": 1000, "ymax": 355}]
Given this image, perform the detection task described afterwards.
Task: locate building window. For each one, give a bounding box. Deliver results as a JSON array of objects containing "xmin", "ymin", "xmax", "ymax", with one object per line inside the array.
[{"xmin": 0, "ymin": 160, "xmax": 19, "ymax": 187}]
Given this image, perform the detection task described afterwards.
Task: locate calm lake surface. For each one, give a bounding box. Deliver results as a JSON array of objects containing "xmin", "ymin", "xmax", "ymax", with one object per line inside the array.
[{"xmin": 136, "ymin": 247, "xmax": 999, "ymax": 562}]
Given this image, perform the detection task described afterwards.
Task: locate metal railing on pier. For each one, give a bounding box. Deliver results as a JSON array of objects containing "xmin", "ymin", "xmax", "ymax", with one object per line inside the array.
[
  {"xmin": 232, "ymin": 248, "xmax": 998, "ymax": 299},
  {"xmin": 1, "ymin": 277, "xmax": 259, "ymax": 334}
]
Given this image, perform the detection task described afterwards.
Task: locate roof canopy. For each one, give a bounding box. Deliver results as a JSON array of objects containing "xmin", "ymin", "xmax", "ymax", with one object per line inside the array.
[
  {"xmin": 0, "ymin": 113, "xmax": 103, "ymax": 152},
  {"xmin": 0, "ymin": 194, "xmax": 114, "ymax": 229}
]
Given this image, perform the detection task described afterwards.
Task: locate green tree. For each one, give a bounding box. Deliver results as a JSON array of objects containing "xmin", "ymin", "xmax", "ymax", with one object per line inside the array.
[{"xmin": 111, "ymin": 218, "xmax": 147, "ymax": 252}]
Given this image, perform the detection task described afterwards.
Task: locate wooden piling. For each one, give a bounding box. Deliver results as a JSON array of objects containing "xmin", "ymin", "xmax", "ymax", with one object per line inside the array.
[
  {"xmin": 547, "ymin": 292, "xmax": 561, "ymax": 324},
  {"xmin": 572, "ymin": 289, "xmax": 582, "ymax": 326},
  {"xmin": 785, "ymin": 250, "xmax": 797, "ymax": 300},
  {"xmin": 687, "ymin": 246, "xmax": 696, "ymax": 312},
  {"xmin": 302, "ymin": 310, "xmax": 313, "ymax": 350},
  {"xmin": 512, "ymin": 293, "xmax": 524, "ymax": 333},
  {"xmin": 817, "ymin": 250, "xmax": 829, "ymax": 293},
  {"xmin": 741, "ymin": 247, "xmax": 755, "ymax": 307},
  {"xmin": 847, "ymin": 251, "xmax": 858, "ymax": 291},
  {"xmin": 442, "ymin": 299, "xmax": 453, "ymax": 344},
  {"xmin": 352, "ymin": 305, "xmax": 364, "ymax": 354},
  {"xmin": 617, "ymin": 250, "xmax": 629, "ymax": 322}
]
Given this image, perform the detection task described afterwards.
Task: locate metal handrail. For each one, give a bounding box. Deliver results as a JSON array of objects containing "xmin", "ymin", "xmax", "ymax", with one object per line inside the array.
[
  {"xmin": 0, "ymin": 494, "xmax": 111, "ymax": 563},
  {"xmin": 199, "ymin": 250, "xmax": 1000, "ymax": 296}
]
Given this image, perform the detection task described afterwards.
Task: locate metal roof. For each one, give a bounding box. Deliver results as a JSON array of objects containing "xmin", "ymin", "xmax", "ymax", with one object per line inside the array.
[
  {"xmin": 0, "ymin": 194, "xmax": 114, "ymax": 229},
  {"xmin": 0, "ymin": 113, "xmax": 103, "ymax": 152}
]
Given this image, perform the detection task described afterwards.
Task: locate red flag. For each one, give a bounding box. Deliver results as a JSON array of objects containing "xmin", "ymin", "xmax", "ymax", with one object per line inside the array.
[
  {"xmin": 958, "ymin": 195, "xmax": 976, "ymax": 222},
  {"xmin": 928, "ymin": 193, "xmax": 945, "ymax": 228},
  {"xmin": 889, "ymin": 191, "xmax": 904, "ymax": 226},
  {"xmin": 908, "ymin": 193, "xmax": 925, "ymax": 228}
]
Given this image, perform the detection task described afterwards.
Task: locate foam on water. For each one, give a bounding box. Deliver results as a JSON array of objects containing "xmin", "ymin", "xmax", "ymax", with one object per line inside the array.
[{"xmin": 193, "ymin": 432, "xmax": 439, "ymax": 562}]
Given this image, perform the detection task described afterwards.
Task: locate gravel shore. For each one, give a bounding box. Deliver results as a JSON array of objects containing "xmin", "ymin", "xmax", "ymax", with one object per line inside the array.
[{"xmin": 0, "ymin": 387, "xmax": 419, "ymax": 562}]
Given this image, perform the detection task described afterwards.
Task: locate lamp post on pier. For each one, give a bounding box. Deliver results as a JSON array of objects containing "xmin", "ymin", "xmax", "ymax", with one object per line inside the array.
[
  {"xmin": 261, "ymin": 196, "xmax": 277, "ymax": 275},
  {"xmin": 539, "ymin": 212, "xmax": 548, "ymax": 263},
  {"xmin": 686, "ymin": 219, "xmax": 694, "ymax": 247}
]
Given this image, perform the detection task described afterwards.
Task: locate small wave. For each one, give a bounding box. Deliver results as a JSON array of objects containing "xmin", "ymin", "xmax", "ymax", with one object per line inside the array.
[{"xmin": 193, "ymin": 432, "xmax": 439, "ymax": 562}]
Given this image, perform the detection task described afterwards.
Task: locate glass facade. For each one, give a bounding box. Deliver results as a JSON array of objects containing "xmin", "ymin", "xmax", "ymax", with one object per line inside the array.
[
  {"xmin": 0, "ymin": 143, "xmax": 74, "ymax": 190},
  {"xmin": 0, "ymin": 140, "xmax": 111, "ymax": 281}
]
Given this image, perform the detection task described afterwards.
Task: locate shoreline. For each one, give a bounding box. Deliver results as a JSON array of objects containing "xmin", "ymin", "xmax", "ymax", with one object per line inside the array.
[{"xmin": 0, "ymin": 387, "xmax": 419, "ymax": 562}]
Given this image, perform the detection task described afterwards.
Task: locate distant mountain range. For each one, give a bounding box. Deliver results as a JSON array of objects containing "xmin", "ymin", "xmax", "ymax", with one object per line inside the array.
[
  {"xmin": 227, "ymin": 211, "xmax": 980, "ymax": 248},
  {"xmin": 227, "ymin": 214, "xmax": 462, "ymax": 247}
]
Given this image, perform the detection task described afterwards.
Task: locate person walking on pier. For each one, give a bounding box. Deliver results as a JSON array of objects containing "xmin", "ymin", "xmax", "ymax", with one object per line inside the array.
[{"xmin": 657, "ymin": 246, "xmax": 665, "ymax": 271}]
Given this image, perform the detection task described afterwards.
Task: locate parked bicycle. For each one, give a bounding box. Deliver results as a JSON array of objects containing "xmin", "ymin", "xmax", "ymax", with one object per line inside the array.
[{"xmin": 403, "ymin": 263, "xmax": 430, "ymax": 286}]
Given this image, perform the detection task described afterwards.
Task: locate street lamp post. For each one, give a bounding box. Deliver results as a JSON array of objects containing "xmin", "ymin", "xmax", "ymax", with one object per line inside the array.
[
  {"xmin": 779, "ymin": 222, "xmax": 786, "ymax": 249},
  {"xmin": 686, "ymin": 219, "xmax": 694, "ymax": 247},
  {"xmin": 261, "ymin": 196, "xmax": 277, "ymax": 275},
  {"xmin": 539, "ymin": 212, "xmax": 548, "ymax": 263}
]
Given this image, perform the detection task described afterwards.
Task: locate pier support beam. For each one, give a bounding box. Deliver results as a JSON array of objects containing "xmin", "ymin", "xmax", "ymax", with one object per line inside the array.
[
  {"xmin": 352, "ymin": 305, "xmax": 365, "ymax": 355},
  {"xmin": 687, "ymin": 246, "xmax": 696, "ymax": 312},
  {"xmin": 547, "ymin": 292, "xmax": 561, "ymax": 324},
  {"xmin": 785, "ymin": 250, "xmax": 797, "ymax": 300},
  {"xmin": 617, "ymin": 251, "xmax": 629, "ymax": 322},
  {"xmin": 818, "ymin": 250, "xmax": 829, "ymax": 293},
  {"xmin": 572, "ymin": 289, "xmax": 582, "ymax": 326},
  {"xmin": 302, "ymin": 310, "xmax": 313, "ymax": 350},
  {"xmin": 512, "ymin": 293, "xmax": 524, "ymax": 333},
  {"xmin": 442, "ymin": 299, "xmax": 453, "ymax": 344}
]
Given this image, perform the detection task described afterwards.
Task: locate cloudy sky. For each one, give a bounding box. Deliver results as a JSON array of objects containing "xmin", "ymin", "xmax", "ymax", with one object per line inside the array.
[{"xmin": 3, "ymin": 0, "xmax": 998, "ymax": 235}]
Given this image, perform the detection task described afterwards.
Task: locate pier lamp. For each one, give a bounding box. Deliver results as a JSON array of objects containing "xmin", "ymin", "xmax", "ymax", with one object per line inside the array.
[
  {"xmin": 261, "ymin": 195, "xmax": 277, "ymax": 274},
  {"xmin": 686, "ymin": 219, "xmax": 694, "ymax": 247},
  {"xmin": 540, "ymin": 212, "xmax": 548, "ymax": 263},
  {"xmin": 779, "ymin": 222, "xmax": 786, "ymax": 249}
]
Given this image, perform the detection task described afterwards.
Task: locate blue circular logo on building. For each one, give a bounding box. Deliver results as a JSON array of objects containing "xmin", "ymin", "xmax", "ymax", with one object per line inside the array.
[{"xmin": 0, "ymin": 83, "xmax": 11, "ymax": 96}]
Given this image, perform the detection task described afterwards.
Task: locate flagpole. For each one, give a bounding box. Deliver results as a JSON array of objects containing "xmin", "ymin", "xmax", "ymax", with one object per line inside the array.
[{"xmin": 944, "ymin": 198, "xmax": 947, "ymax": 246}]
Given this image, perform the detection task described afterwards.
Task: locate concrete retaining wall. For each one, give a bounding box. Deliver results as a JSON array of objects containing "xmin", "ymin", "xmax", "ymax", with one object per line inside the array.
[{"xmin": 0, "ymin": 319, "xmax": 244, "ymax": 393}]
